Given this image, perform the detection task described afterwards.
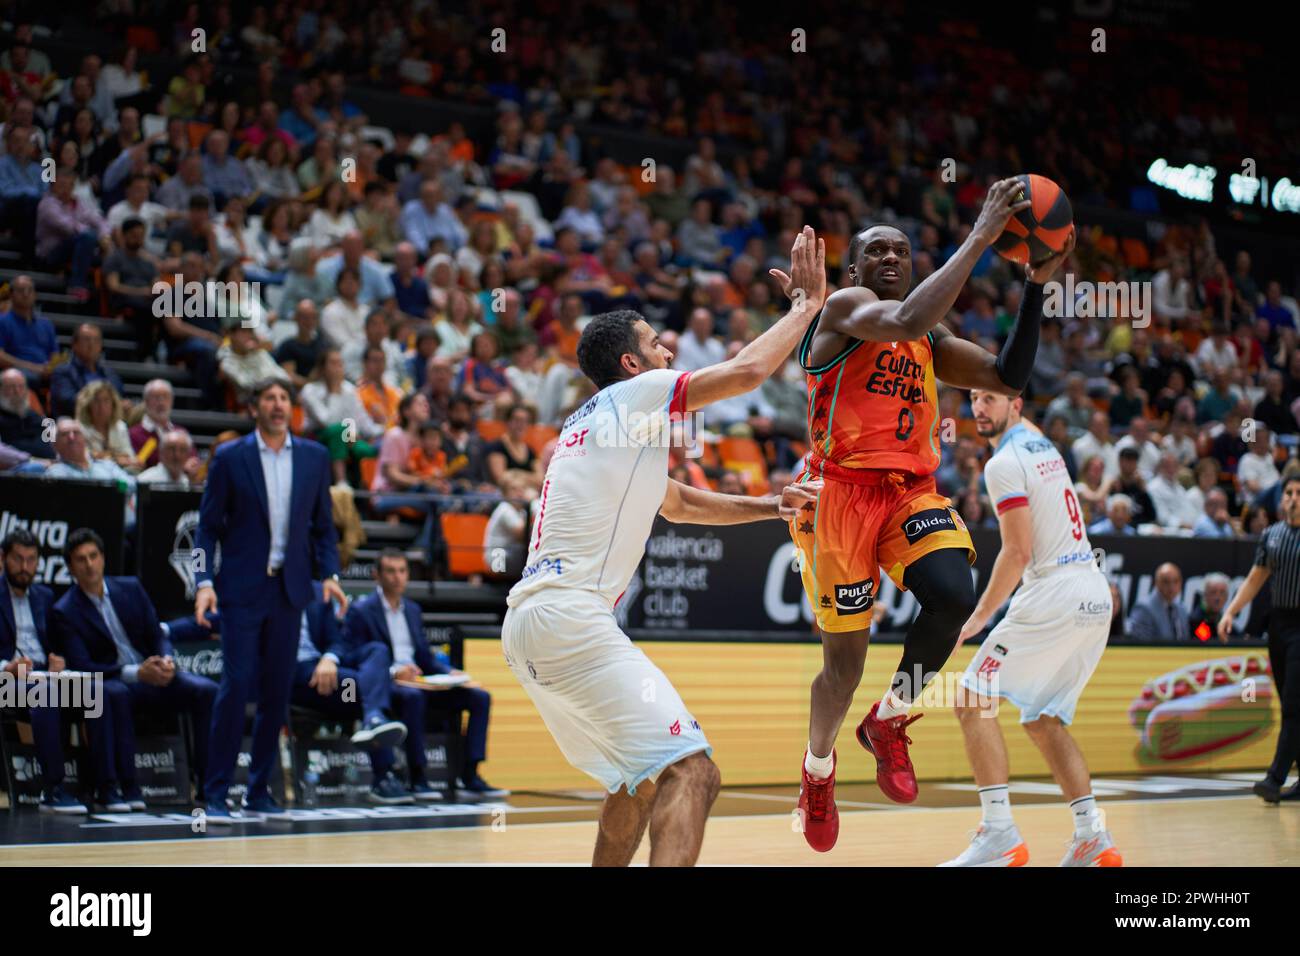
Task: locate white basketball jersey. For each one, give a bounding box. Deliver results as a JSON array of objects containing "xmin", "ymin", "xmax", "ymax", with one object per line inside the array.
[
  {"xmin": 507, "ymin": 367, "xmax": 692, "ymax": 610},
  {"xmin": 983, "ymin": 422, "xmax": 1099, "ymax": 581}
]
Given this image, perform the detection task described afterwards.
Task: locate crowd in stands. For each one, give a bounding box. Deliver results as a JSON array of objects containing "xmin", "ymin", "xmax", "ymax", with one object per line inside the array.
[{"xmin": 1, "ymin": 3, "xmax": 1299, "ymax": 592}]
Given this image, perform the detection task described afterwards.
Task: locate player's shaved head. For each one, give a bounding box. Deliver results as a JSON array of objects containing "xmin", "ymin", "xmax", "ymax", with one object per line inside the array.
[{"xmin": 847, "ymin": 224, "xmax": 911, "ymax": 300}]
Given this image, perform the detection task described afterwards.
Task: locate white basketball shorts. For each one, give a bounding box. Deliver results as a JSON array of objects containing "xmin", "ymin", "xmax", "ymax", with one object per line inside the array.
[
  {"xmin": 960, "ymin": 569, "xmax": 1113, "ymax": 725},
  {"xmin": 501, "ymin": 590, "xmax": 711, "ymax": 794}
]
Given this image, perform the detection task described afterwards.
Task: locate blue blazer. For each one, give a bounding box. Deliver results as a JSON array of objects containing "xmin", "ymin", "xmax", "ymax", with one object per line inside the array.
[
  {"xmin": 0, "ymin": 575, "xmax": 54, "ymax": 661},
  {"xmin": 49, "ymin": 576, "xmax": 171, "ymax": 679},
  {"xmin": 165, "ymin": 590, "xmax": 346, "ymax": 658},
  {"xmin": 195, "ymin": 432, "xmax": 340, "ymax": 610},
  {"xmin": 345, "ymin": 591, "xmax": 445, "ymax": 675}
]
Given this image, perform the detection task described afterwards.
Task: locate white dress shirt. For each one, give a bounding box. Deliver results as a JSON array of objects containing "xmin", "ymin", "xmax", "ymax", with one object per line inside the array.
[
  {"xmin": 256, "ymin": 429, "xmax": 294, "ymax": 572},
  {"xmin": 83, "ymin": 579, "xmax": 143, "ymax": 683},
  {"xmin": 380, "ymin": 589, "xmax": 417, "ymax": 670}
]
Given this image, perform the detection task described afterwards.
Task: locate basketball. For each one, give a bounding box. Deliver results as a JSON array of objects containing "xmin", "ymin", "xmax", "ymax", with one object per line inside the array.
[{"xmin": 992, "ymin": 174, "xmax": 1074, "ymax": 265}]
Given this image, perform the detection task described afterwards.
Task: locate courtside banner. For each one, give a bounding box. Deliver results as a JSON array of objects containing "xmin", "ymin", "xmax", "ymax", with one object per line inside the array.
[
  {"xmin": 0, "ymin": 476, "xmax": 126, "ymax": 591},
  {"xmin": 622, "ymin": 520, "xmax": 1265, "ymax": 640},
  {"xmin": 135, "ymin": 485, "xmax": 204, "ymax": 621}
]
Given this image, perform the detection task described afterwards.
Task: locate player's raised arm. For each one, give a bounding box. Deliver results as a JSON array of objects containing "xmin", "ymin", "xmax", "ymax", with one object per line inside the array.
[
  {"xmin": 660, "ymin": 478, "xmax": 823, "ymax": 525},
  {"xmin": 684, "ymin": 226, "xmax": 825, "ymax": 410},
  {"xmin": 932, "ymin": 226, "xmax": 1076, "ymax": 396},
  {"xmin": 823, "ymin": 178, "xmax": 1032, "ymax": 343}
]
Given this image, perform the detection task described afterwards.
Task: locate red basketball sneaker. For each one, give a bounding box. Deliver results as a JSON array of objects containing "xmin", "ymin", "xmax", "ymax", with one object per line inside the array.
[
  {"xmin": 797, "ymin": 749, "xmax": 839, "ymax": 852},
  {"xmin": 857, "ymin": 702, "xmax": 922, "ymax": 803}
]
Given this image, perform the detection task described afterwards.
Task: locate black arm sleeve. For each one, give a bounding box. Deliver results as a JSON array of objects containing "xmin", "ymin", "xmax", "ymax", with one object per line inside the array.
[{"xmin": 994, "ymin": 280, "xmax": 1044, "ymax": 392}]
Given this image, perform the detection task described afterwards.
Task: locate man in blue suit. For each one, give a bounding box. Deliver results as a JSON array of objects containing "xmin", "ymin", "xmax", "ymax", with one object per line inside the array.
[
  {"xmin": 194, "ymin": 378, "xmax": 347, "ymax": 822},
  {"xmin": 50, "ymin": 528, "xmax": 218, "ymax": 811},
  {"xmin": 1, "ymin": 528, "xmax": 114, "ymax": 814},
  {"xmin": 347, "ymin": 550, "xmax": 505, "ymax": 799},
  {"xmin": 291, "ymin": 589, "xmax": 411, "ymax": 803}
]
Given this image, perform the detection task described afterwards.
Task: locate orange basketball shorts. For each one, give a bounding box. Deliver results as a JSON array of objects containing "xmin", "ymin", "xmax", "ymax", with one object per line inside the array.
[{"xmin": 790, "ymin": 459, "xmax": 976, "ymax": 634}]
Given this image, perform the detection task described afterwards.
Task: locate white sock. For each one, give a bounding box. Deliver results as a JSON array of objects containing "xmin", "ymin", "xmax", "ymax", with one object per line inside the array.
[
  {"xmin": 804, "ymin": 745, "xmax": 834, "ymax": 780},
  {"xmin": 876, "ymin": 690, "xmax": 911, "ymax": 720},
  {"xmin": 1070, "ymin": 794, "xmax": 1103, "ymax": 838},
  {"xmin": 978, "ymin": 785, "xmax": 1014, "ymax": 828}
]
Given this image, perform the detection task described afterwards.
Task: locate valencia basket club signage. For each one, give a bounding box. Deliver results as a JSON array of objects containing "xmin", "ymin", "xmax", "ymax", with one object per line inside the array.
[
  {"xmin": 621, "ymin": 519, "xmax": 1270, "ymax": 640},
  {"xmin": 0, "ymin": 476, "xmax": 126, "ymax": 591},
  {"xmin": 136, "ymin": 486, "xmax": 205, "ymax": 622}
]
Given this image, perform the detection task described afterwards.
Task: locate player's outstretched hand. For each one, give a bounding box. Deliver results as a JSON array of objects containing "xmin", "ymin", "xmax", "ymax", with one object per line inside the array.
[
  {"xmin": 970, "ymin": 178, "xmax": 1034, "ymax": 247},
  {"xmin": 1026, "ymin": 224, "xmax": 1076, "ymax": 283},
  {"xmin": 778, "ymin": 479, "xmax": 823, "ymax": 521},
  {"xmin": 769, "ymin": 225, "xmax": 826, "ymax": 314}
]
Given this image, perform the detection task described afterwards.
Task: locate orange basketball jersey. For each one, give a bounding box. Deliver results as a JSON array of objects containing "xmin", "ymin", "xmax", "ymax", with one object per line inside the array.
[{"xmin": 798, "ymin": 320, "xmax": 941, "ymax": 476}]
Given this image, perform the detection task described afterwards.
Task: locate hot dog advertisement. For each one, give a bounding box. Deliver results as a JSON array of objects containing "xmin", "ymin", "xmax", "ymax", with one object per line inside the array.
[{"xmin": 1128, "ymin": 654, "xmax": 1275, "ymax": 764}]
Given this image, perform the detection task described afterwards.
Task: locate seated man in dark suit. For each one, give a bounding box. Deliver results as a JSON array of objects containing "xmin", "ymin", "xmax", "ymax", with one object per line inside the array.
[
  {"xmin": 346, "ymin": 549, "xmax": 505, "ymax": 799},
  {"xmin": 291, "ymin": 589, "xmax": 412, "ymax": 803},
  {"xmin": 1, "ymin": 528, "xmax": 116, "ymax": 813},
  {"xmin": 49, "ymin": 528, "xmax": 218, "ymax": 810}
]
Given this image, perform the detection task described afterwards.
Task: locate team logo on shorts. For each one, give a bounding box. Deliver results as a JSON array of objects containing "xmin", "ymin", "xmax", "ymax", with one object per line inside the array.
[
  {"xmin": 833, "ymin": 579, "xmax": 874, "ymax": 614},
  {"xmin": 902, "ymin": 508, "xmax": 958, "ymax": 544},
  {"xmin": 977, "ymin": 655, "xmax": 1002, "ymax": 676},
  {"xmin": 994, "ymin": 643, "xmax": 1008, "ymax": 656},
  {"xmin": 669, "ymin": 715, "xmax": 701, "ymax": 736}
]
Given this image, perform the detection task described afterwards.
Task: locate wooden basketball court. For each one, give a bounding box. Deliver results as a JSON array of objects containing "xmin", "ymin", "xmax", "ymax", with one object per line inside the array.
[{"xmin": 3, "ymin": 775, "xmax": 1294, "ymax": 866}]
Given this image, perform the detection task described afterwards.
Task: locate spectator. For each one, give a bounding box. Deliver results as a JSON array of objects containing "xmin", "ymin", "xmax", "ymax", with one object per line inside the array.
[
  {"xmin": 155, "ymin": 153, "xmax": 212, "ymax": 211},
  {"xmin": 1071, "ymin": 411, "xmax": 1119, "ymax": 483},
  {"xmin": 442, "ymin": 395, "xmax": 492, "ymax": 491},
  {"xmin": 675, "ymin": 198, "xmax": 724, "ymax": 266},
  {"xmin": 75, "ymin": 378, "xmax": 136, "ymax": 471},
  {"xmin": 164, "ymin": 193, "xmax": 218, "ymax": 265},
  {"xmin": 218, "ymin": 325, "xmax": 292, "ymax": 396},
  {"xmin": 354, "ymin": 181, "xmax": 402, "ymax": 261},
  {"xmin": 1127, "ymin": 562, "xmax": 1191, "ymax": 641},
  {"xmin": 49, "ymin": 322, "xmax": 125, "ymax": 418},
  {"xmin": 400, "ymin": 178, "xmax": 467, "ymax": 255},
  {"xmin": 103, "ymin": 217, "xmax": 161, "ymax": 357},
  {"xmin": 1192, "ymin": 488, "xmax": 1236, "ymax": 539},
  {"xmin": 279, "ymin": 238, "xmax": 331, "ymax": 312},
  {"xmin": 391, "ymin": 242, "xmax": 433, "ymax": 321},
  {"xmin": 128, "ymin": 379, "xmax": 182, "ymax": 469},
  {"xmin": 316, "ymin": 222, "xmax": 391, "ymax": 311},
  {"xmin": 1161, "ymin": 412, "xmax": 1199, "ymax": 467},
  {"xmin": 1088, "ymin": 493, "xmax": 1136, "ymax": 537},
  {"xmin": 484, "ymin": 471, "xmax": 535, "ymax": 579},
  {"xmin": 675, "ymin": 307, "xmax": 726, "ymax": 372},
  {"xmin": 458, "ymin": 332, "xmax": 512, "ymax": 407},
  {"xmin": 245, "ymin": 135, "xmax": 300, "ymax": 201},
  {"xmin": 1185, "ymin": 457, "xmax": 1224, "ymax": 521},
  {"xmin": 0, "ymin": 368, "xmax": 52, "ymax": 458},
  {"xmin": 1188, "ymin": 572, "xmax": 1239, "ymax": 642},
  {"xmin": 1148, "ymin": 452, "xmax": 1199, "ymax": 531},
  {"xmin": 1107, "ymin": 447, "xmax": 1159, "ymax": 528},
  {"xmin": 320, "ymin": 266, "xmax": 369, "ymax": 346},
  {"xmin": 0, "ymin": 124, "xmax": 45, "ymax": 251},
  {"xmin": 1108, "ymin": 579, "xmax": 1127, "ymax": 640},
  {"xmin": 307, "ymin": 180, "xmax": 355, "ymax": 250},
  {"xmin": 299, "ymin": 347, "xmax": 384, "ymax": 484},
  {"xmin": 137, "ymin": 429, "xmax": 195, "ymax": 487},
  {"xmin": 200, "ymin": 129, "xmax": 253, "ymax": 208},
  {"xmin": 485, "ymin": 404, "xmax": 543, "ymax": 492},
  {"xmin": 1238, "ymin": 425, "xmax": 1281, "ymax": 498},
  {"xmin": 434, "ymin": 288, "xmax": 484, "ymax": 362},
  {"xmin": 1254, "ymin": 370, "xmax": 1298, "ymax": 436},
  {"xmin": 356, "ymin": 345, "xmax": 403, "ymax": 432},
  {"xmin": 1108, "ymin": 366, "xmax": 1148, "ymax": 429},
  {"xmin": 46, "ymin": 418, "xmax": 136, "ymax": 529},
  {"xmin": 343, "ymin": 309, "xmax": 406, "ymax": 389},
  {"xmin": 36, "ymin": 164, "xmax": 108, "ymax": 301},
  {"xmin": 0, "ymin": 275, "xmax": 56, "ymax": 385},
  {"xmin": 1114, "ymin": 416, "xmax": 1160, "ymax": 480},
  {"xmin": 346, "ymin": 550, "xmax": 504, "ymax": 797}
]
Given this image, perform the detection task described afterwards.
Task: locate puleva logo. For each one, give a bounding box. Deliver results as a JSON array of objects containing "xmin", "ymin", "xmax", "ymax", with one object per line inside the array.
[{"xmin": 833, "ymin": 579, "xmax": 874, "ymax": 614}]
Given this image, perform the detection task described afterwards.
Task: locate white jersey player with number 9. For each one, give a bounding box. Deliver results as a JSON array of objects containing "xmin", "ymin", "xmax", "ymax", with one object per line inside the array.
[
  {"xmin": 501, "ymin": 227, "xmax": 827, "ymax": 867},
  {"xmin": 939, "ymin": 388, "xmax": 1123, "ymax": 868}
]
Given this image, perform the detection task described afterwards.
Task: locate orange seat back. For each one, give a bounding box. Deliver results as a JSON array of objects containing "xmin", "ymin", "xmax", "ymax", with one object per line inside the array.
[
  {"xmin": 718, "ymin": 437, "xmax": 770, "ymax": 495},
  {"xmin": 476, "ymin": 419, "xmax": 507, "ymax": 442},
  {"xmin": 524, "ymin": 424, "xmax": 558, "ymax": 455},
  {"xmin": 360, "ymin": 456, "xmax": 378, "ymax": 490},
  {"xmin": 440, "ymin": 512, "xmax": 491, "ymax": 577}
]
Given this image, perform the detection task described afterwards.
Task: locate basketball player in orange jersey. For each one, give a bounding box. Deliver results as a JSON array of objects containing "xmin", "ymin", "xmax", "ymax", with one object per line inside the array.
[{"xmin": 790, "ymin": 178, "xmax": 1074, "ymax": 851}]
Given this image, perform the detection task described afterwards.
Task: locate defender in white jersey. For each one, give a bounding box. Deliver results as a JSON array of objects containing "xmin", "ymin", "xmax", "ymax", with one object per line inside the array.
[
  {"xmin": 940, "ymin": 388, "xmax": 1123, "ymax": 867},
  {"xmin": 502, "ymin": 227, "xmax": 826, "ymax": 867}
]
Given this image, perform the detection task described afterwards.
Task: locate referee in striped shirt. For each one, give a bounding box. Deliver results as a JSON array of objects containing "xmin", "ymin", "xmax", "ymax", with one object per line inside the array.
[{"xmin": 1222, "ymin": 474, "xmax": 1300, "ymax": 803}]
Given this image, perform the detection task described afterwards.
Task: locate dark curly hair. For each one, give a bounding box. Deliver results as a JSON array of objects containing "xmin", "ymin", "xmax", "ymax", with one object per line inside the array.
[{"xmin": 576, "ymin": 310, "xmax": 648, "ymax": 389}]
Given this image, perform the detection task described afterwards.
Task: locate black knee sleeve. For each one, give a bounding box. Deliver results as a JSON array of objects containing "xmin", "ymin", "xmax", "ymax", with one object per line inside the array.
[{"xmin": 891, "ymin": 549, "xmax": 977, "ymax": 702}]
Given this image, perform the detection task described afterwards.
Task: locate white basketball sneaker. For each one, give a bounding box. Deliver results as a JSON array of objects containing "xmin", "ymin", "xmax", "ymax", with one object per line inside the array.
[
  {"xmin": 939, "ymin": 824, "xmax": 1029, "ymax": 867},
  {"xmin": 1059, "ymin": 830, "xmax": 1123, "ymax": 867}
]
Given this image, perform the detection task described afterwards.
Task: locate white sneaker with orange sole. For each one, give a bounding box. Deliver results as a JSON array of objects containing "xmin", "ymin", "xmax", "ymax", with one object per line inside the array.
[
  {"xmin": 1060, "ymin": 831, "xmax": 1123, "ymax": 867},
  {"xmin": 939, "ymin": 824, "xmax": 1030, "ymax": 867}
]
